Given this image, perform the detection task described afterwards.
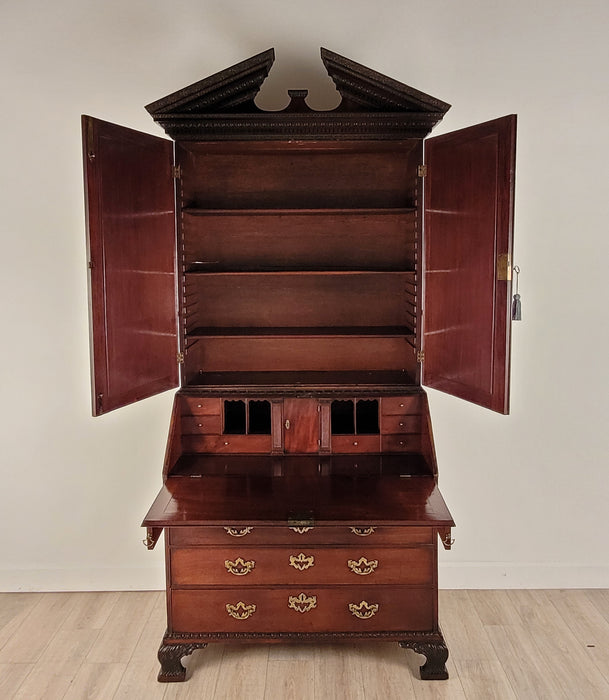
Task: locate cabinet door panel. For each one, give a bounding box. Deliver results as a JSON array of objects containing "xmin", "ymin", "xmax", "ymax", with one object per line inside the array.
[
  {"xmin": 82, "ymin": 116, "xmax": 177, "ymax": 415},
  {"xmin": 424, "ymin": 115, "xmax": 516, "ymax": 414}
]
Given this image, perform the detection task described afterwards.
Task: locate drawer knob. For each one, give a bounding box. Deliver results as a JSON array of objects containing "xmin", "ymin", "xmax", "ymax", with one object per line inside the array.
[
  {"xmin": 353, "ymin": 441, "xmax": 358, "ymax": 446},
  {"xmin": 288, "ymin": 593, "xmax": 317, "ymax": 614},
  {"xmin": 347, "ymin": 557, "xmax": 379, "ymax": 576},
  {"xmin": 226, "ymin": 602, "xmax": 256, "ymax": 620},
  {"xmin": 289, "ymin": 553, "xmax": 315, "ymax": 571},
  {"xmin": 225, "ymin": 557, "xmax": 255, "ymax": 576},
  {"xmin": 350, "ymin": 526, "xmax": 376, "ymax": 537},
  {"xmin": 349, "ymin": 601, "xmax": 379, "ymax": 619},
  {"xmin": 289, "ymin": 526, "xmax": 314, "ymax": 534},
  {"xmin": 224, "ymin": 526, "xmax": 253, "ymax": 537},
  {"xmin": 399, "ymin": 422, "xmax": 404, "ymax": 427}
]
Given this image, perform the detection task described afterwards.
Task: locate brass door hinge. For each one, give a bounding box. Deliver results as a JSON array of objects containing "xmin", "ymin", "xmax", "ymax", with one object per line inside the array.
[
  {"xmin": 497, "ymin": 253, "xmax": 512, "ymax": 281},
  {"xmin": 172, "ymin": 165, "xmax": 181, "ymax": 179},
  {"xmin": 417, "ymin": 351, "xmax": 425, "ymax": 363},
  {"xmin": 177, "ymin": 352, "xmax": 184, "ymax": 364},
  {"xmin": 417, "ymin": 164, "xmax": 428, "ymax": 177}
]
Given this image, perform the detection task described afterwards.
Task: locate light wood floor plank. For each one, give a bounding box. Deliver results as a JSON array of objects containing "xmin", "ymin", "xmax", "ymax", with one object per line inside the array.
[
  {"xmin": 0, "ymin": 593, "xmax": 77, "ymax": 663},
  {"xmin": 440, "ymin": 590, "xmax": 517, "ymax": 700},
  {"xmin": 211, "ymin": 644, "xmax": 269, "ymax": 700},
  {"xmin": 507, "ymin": 589, "xmax": 609, "ymax": 700},
  {"xmin": 111, "ymin": 592, "xmax": 166, "ymax": 700},
  {"xmin": 0, "ymin": 593, "xmax": 42, "ymax": 652},
  {"xmin": 85, "ymin": 591, "xmax": 156, "ymax": 664},
  {"xmin": 60, "ymin": 591, "xmax": 121, "ymax": 631},
  {"xmin": 353, "ymin": 643, "xmax": 415, "ymax": 700},
  {"xmin": 13, "ymin": 628, "xmax": 100, "ymax": 700},
  {"xmin": 264, "ymin": 659, "xmax": 316, "ymax": 700},
  {"xmin": 470, "ymin": 590, "xmax": 569, "ymax": 700},
  {"xmin": 587, "ymin": 589, "xmax": 609, "ymax": 624},
  {"xmin": 0, "ymin": 663, "xmax": 33, "ymax": 699},
  {"xmin": 313, "ymin": 644, "xmax": 366, "ymax": 700},
  {"xmin": 547, "ymin": 589, "xmax": 609, "ymax": 683},
  {"xmin": 62, "ymin": 662, "xmax": 128, "ymax": 700}
]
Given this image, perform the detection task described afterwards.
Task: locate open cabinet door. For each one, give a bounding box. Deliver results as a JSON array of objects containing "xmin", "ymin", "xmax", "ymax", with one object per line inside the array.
[
  {"xmin": 82, "ymin": 116, "xmax": 178, "ymax": 415},
  {"xmin": 423, "ymin": 115, "xmax": 516, "ymax": 414}
]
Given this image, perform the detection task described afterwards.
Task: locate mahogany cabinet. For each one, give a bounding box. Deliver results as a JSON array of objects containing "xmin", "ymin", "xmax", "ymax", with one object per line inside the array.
[{"xmin": 82, "ymin": 48, "xmax": 516, "ymax": 682}]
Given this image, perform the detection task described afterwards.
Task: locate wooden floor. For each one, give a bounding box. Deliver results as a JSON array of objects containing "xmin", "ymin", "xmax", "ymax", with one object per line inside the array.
[{"xmin": 0, "ymin": 590, "xmax": 608, "ymax": 699}]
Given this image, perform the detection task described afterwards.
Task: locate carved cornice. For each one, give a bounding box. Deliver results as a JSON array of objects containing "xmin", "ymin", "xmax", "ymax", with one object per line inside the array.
[
  {"xmin": 145, "ymin": 49, "xmax": 275, "ymax": 116},
  {"xmin": 146, "ymin": 48, "xmax": 450, "ymax": 141}
]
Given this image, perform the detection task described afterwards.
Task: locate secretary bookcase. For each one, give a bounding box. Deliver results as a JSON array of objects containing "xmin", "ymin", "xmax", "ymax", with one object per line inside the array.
[{"xmin": 83, "ymin": 48, "xmax": 516, "ymax": 682}]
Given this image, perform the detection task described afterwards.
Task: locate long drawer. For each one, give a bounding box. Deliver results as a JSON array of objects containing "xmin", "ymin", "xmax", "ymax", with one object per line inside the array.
[
  {"xmin": 171, "ymin": 546, "xmax": 433, "ymax": 586},
  {"xmin": 169, "ymin": 525, "xmax": 434, "ymax": 547},
  {"xmin": 170, "ymin": 586, "xmax": 434, "ymax": 634}
]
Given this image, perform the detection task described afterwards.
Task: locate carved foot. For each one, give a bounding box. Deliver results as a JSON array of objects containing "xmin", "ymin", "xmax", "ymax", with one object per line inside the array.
[
  {"xmin": 399, "ymin": 638, "xmax": 449, "ymax": 680},
  {"xmin": 157, "ymin": 642, "xmax": 207, "ymax": 682}
]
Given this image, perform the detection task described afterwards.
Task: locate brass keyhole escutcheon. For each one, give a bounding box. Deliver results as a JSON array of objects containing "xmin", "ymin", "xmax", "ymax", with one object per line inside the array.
[{"xmin": 285, "ymin": 419, "xmax": 291, "ymax": 430}]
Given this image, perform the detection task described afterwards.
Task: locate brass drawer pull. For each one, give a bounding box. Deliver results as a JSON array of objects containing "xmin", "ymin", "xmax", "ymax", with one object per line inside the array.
[
  {"xmin": 290, "ymin": 526, "xmax": 313, "ymax": 534},
  {"xmin": 288, "ymin": 593, "xmax": 317, "ymax": 613},
  {"xmin": 347, "ymin": 557, "xmax": 378, "ymax": 576},
  {"xmin": 226, "ymin": 602, "xmax": 256, "ymax": 620},
  {"xmin": 225, "ymin": 557, "xmax": 255, "ymax": 576},
  {"xmin": 224, "ymin": 527, "xmax": 253, "ymax": 537},
  {"xmin": 349, "ymin": 601, "xmax": 379, "ymax": 619},
  {"xmin": 350, "ymin": 526, "xmax": 376, "ymax": 537},
  {"xmin": 289, "ymin": 553, "xmax": 315, "ymax": 571}
]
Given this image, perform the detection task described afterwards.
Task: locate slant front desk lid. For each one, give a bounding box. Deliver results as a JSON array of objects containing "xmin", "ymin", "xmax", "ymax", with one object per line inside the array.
[{"xmin": 142, "ymin": 462, "xmax": 454, "ymax": 528}]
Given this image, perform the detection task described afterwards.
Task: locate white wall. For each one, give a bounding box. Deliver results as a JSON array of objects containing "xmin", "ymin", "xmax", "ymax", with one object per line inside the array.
[{"xmin": 1, "ymin": 0, "xmax": 607, "ymax": 591}]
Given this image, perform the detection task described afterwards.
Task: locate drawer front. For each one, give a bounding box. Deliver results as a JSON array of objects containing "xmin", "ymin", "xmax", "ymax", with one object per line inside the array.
[
  {"xmin": 330, "ymin": 435, "xmax": 380, "ymax": 453},
  {"xmin": 381, "ymin": 415, "xmax": 421, "ymax": 435},
  {"xmin": 181, "ymin": 434, "xmax": 273, "ymax": 454},
  {"xmin": 381, "ymin": 435, "xmax": 421, "ymax": 452},
  {"xmin": 171, "ymin": 546, "xmax": 433, "ymax": 586},
  {"xmin": 381, "ymin": 396, "xmax": 421, "ymax": 415},
  {"xmin": 181, "ymin": 397, "xmax": 222, "ymax": 415},
  {"xmin": 181, "ymin": 415, "xmax": 223, "ymax": 435},
  {"xmin": 169, "ymin": 526, "xmax": 434, "ymax": 547},
  {"xmin": 171, "ymin": 586, "xmax": 435, "ymax": 634}
]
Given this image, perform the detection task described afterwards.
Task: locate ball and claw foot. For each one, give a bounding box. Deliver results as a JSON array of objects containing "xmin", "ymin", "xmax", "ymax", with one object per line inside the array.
[{"xmin": 157, "ymin": 642, "xmax": 207, "ymax": 682}]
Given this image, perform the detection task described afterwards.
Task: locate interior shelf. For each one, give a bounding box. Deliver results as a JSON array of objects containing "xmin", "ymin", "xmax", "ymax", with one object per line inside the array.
[
  {"xmin": 181, "ymin": 206, "xmax": 416, "ymax": 216},
  {"xmin": 184, "ymin": 370, "xmax": 416, "ymax": 389},
  {"xmin": 184, "ymin": 269, "xmax": 417, "ymax": 276},
  {"xmin": 186, "ymin": 326, "xmax": 414, "ymax": 338}
]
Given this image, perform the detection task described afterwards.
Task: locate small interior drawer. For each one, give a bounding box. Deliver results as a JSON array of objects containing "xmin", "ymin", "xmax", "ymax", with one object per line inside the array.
[
  {"xmin": 181, "ymin": 434, "xmax": 273, "ymax": 454},
  {"xmin": 330, "ymin": 435, "xmax": 380, "ymax": 453},
  {"xmin": 181, "ymin": 397, "xmax": 222, "ymax": 416},
  {"xmin": 381, "ymin": 414, "xmax": 421, "ymax": 434},
  {"xmin": 381, "ymin": 434, "xmax": 422, "ymax": 452},
  {"xmin": 381, "ymin": 396, "xmax": 421, "ymax": 415},
  {"xmin": 181, "ymin": 415, "xmax": 222, "ymax": 434}
]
